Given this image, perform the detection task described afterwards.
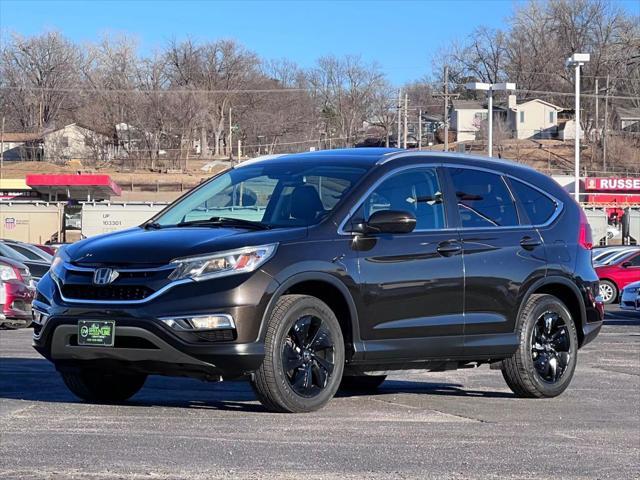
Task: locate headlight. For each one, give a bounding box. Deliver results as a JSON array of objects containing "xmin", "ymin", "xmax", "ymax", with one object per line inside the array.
[
  {"xmin": 50, "ymin": 246, "xmax": 69, "ymax": 279},
  {"xmin": 168, "ymin": 243, "xmax": 278, "ymax": 282}
]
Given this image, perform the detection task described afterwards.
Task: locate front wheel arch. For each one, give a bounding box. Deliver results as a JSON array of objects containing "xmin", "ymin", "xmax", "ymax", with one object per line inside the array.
[{"xmin": 259, "ymin": 272, "xmax": 361, "ymax": 356}]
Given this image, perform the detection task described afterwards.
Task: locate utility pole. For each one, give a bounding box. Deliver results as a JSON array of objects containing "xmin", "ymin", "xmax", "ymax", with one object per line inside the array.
[
  {"xmin": 594, "ymin": 78, "xmax": 599, "ymax": 131},
  {"xmin": 0, "ymin": 116, "xmax": 4, "ymax": 183},
  {"xmin": 397, "ymin": 89, "xmax": 402, "ymax": 148},
  {"xmin": 603, "ymin": 74, "xmax": 610, "ymax": 172},
  {"xmin": 433, "ymin": 66, "xmax": 458, "ymax": 152},
  {"xmin": 403, "ymin": 93, "xmax": 408, "ymax": 149},
  {"xmin": 418, "ymin": 109, "xmax": 422, "ymax": 150}
]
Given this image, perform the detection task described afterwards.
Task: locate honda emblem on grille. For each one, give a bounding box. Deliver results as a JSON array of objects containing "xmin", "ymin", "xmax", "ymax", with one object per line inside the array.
[{"xmin": 93, "ymin": 268, "xmax": 119, "ymax": 285}]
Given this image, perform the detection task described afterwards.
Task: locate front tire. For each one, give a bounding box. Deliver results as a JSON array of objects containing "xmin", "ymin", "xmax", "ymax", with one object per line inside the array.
[
  {"xmin": 251, "ymin": 295, "xmax": 345, "ymax": 413},
  {"xmin": 502, "ymin": 294, "xmax": 578, "ymax": 398},
  {"xmin": 62, "ymin": 370, "xmax": 146, "ymax": 402},
  {"xmin": 599, "ymin": 280, "xmax": 618, "ymax": 304}
]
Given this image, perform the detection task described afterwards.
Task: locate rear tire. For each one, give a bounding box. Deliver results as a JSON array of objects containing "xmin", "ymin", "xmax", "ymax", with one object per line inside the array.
[
  {"xmin": 502, "ymin": 294, "xmax": 578, "ymax": 398},
  {"xmin": 62, "ymin": 370, "xmax": 146, "ymax": 402},
  {"xmin": 251, "ymin": 294, "xmax": 344, "ymax": 413},
  {"xmin": 599, "ymin": 280, "xmax": 618, "ymax": 304},
  {"xmin": 340, "ymin": 375, "xmax": 387, "ymax": 391}
]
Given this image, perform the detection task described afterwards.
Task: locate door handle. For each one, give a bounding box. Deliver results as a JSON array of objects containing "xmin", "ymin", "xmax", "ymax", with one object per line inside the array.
[
  {"xmin": 437, "ymin": 240, "xmax": 462, "ymax": 256},
  {"xmin": 520, "ymin": 236, "xmax": 542, "ymax": 250}
]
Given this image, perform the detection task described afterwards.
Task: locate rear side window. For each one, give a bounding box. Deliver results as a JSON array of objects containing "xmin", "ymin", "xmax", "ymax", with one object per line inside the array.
[
  {"xmin": 509, "ymin": 179, "xmax": 557, "ymax": 225},
  {"xmin": 449, "ymin": 168, "xmax": 518, "ymax": 228}
]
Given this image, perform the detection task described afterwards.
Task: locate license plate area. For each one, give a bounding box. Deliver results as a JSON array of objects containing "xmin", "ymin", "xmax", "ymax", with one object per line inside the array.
[{"xmin": 77, "ymin": 320, "xmax": 115, "ymax": 347}]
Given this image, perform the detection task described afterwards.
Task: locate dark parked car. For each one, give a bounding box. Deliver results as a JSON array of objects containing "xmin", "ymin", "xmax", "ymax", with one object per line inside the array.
[
  {"xmin": 33, "ymin": 149, "xmax": 603, "ymax": 412},
  {"xmin": 0, "ymin": 240, "xmax": 51, "ymax": 282}
]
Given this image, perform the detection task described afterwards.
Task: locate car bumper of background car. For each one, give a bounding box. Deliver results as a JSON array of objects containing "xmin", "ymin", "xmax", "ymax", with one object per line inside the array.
[
  {"xmin": 2, "ymin": 281, "xmax": 35, "ymax": 322},
  {"xmin": 620, "ymin": 288, "xmax": 640, "ymax": 311}
]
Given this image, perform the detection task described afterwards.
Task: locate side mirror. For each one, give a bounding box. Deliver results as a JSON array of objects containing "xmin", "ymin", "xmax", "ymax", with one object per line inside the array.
[
  {"xmin": 352, "ymin": 210, "xmax": 417, "ymax": 235},
  {"xmin": 621, "ymin": 261, "xmax": 632, "ymax": 268}
]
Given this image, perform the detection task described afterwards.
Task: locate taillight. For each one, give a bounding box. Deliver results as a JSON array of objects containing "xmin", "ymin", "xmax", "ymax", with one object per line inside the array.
[{"xmin": 578, "ymin": 208, "xmax": 593, "ymax": 250}]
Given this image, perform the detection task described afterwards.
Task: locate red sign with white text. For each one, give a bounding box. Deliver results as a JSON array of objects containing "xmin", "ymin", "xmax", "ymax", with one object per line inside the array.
[{"xmin": 585, "ymin": 177, "xmax": 640, "ymax": 191}]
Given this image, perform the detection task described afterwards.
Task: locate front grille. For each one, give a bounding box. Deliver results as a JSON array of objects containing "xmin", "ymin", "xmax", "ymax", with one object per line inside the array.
[{"xmin": 61, "ymin": 284, "xmax": 155, "ymax": 301}]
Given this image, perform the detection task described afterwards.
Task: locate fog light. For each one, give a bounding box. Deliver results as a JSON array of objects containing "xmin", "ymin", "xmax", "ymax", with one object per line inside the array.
[{"xmin": 160, "ymin": 314, "xmax": 235, "ymax": 331}]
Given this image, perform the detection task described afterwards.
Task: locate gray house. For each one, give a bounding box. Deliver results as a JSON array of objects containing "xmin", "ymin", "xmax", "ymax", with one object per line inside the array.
[{"xmin": 614, "ymin": 106, "xmax": 640, "ymax": 132}]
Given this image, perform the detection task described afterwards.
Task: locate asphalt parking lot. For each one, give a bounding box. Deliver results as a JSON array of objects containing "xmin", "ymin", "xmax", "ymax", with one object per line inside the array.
[{"xmin": 1, "ymin": 307, "xmax": 638, "ymax": 480}]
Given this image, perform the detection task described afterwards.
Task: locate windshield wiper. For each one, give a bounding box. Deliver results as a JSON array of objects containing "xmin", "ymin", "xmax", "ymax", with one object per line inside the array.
[{"xmin": 176, "ymin": 217, "xmax": 271, "ymax": 230}]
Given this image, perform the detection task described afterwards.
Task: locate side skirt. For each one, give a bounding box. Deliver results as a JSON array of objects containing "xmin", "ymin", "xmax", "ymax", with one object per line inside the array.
[{"xmin": 347, "ymin": 333, "xmax": 518, "ymax": 373}]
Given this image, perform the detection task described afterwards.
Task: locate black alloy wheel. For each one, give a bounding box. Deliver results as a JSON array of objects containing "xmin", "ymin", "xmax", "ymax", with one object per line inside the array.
[
  {"xmin": 251, "ymin": 294, "xmax": 345, "ymax": 413},
  {"xmin": 282, "ymin": 315, "xmax": 335, "ymax": 397},
  {"xmin": 531, "ymin": 311, "xmax": 571, "ymax": 384},
  {"xmin": 501, "ymin": 294, "xmax": 578, "ymax": 398}
]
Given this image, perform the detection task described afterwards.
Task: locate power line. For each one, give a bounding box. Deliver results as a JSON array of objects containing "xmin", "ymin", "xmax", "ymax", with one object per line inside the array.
[{"xmin": 0, "ymin": 86, "xmax": 308, "ymax": 94}]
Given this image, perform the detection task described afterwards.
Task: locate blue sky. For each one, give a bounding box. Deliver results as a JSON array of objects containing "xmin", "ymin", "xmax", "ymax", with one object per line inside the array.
[{"xmin": 1, "ymin": 0, "xmax": 638, "ymax": 85}]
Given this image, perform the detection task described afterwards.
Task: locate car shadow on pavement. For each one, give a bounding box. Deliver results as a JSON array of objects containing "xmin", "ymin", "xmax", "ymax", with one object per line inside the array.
[
  {"xmin": 337, "ymin": 379, "xmax": 513, "ymax": 399},
  {"xmin": 1, "ymin": 357, "xmax": 513, "ymax": 412}
]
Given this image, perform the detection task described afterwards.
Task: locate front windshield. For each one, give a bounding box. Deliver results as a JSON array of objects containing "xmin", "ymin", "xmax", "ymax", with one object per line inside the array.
[{"xmin": 152, "ymin": 162, "xmax": 369, "ymax": 228}]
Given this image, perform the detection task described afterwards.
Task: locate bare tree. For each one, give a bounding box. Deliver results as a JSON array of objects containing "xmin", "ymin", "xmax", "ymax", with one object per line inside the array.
[
  {"xmin": 307, "ymin": 55, "xmax": 387, "ymax": 147},
  {"xmin": 0, "ymin": 31, "xmax": 83, "ymax": 132}
]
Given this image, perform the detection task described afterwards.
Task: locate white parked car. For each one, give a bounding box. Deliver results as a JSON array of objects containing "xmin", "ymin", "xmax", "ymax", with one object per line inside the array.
[{"xmin": 620, "ymin": 281, "xmax": 640, "ymax": 312}]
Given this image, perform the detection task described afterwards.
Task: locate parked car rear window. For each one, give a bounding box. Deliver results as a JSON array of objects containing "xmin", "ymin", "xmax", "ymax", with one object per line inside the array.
[
  {"xmin": 357, "ymin": 168, "xmax": 445, "ymax": 230},
  {"xmin": 509, "ymin": 179, "xmax": 556, "ymax": 225},
  {"xmin": 449, "ymin": 168, "xmax": 518, "ymax": 228}
]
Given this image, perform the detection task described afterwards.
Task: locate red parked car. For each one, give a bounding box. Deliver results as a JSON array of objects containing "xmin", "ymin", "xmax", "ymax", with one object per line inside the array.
[
  {"xmin": 595, "ymin": 250, "xmax": 640, "ymax": 304},
  {"xmin": 0, "ymin": 256, "xmax": 35, "ymax": 328}
]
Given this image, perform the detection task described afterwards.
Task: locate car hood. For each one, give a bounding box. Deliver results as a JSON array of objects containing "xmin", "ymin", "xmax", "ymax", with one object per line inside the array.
[{"xmin": 67, "ymin": 226, "xmax": 308, "ymax": 266}]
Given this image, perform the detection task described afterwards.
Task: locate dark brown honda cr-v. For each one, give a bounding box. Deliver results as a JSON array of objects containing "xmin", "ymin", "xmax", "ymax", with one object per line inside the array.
[{"xmin": 33, "ymin": 148, "xmax": 604, "ymax": 412}]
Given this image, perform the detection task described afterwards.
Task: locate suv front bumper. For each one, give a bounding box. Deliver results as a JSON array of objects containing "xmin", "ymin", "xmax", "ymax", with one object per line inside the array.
[{"xmin": 33, "ymin": 315, "xmax": 265, "ymax": 379}]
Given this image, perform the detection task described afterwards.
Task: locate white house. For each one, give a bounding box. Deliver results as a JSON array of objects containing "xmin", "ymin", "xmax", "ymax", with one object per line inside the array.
[
  {"xmin": 42, "ymin": 123, "xmax": 114, "ymax": 163},
  {"xmin": 450, "ymin": 97, "xmax": 564, "ymax": 142},
  {"xmin": 0, "ymin": 132, "xmax": 43, "ymax": 161},
  {"xmin": 450, "ymin": 100, "xmax": 487, "ymax": 142},
  {"xmin": 507, "ymin": 97, "xmax": 563, "ymax": 139}
]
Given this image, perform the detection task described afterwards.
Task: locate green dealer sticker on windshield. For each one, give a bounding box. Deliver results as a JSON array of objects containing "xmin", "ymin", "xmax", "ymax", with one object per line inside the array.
[{"xmin": 78, "ymin": 320, "xmax": 115, "ymax": 346}]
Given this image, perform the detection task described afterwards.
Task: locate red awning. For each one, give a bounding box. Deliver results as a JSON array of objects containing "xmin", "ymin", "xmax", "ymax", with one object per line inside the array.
[{"xmin": 26, "ymin": 174, "xmax": 121, "ymax": 200}]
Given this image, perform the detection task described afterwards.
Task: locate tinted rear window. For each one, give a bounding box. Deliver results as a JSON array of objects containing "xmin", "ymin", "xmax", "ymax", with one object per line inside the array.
[
  {"xmin": 449, "ymin": 168, "xmax": 518, "ymax": 228},
  {"xmin": 509, "ymin": 179, "xmax": 557, "ymax": 225}
]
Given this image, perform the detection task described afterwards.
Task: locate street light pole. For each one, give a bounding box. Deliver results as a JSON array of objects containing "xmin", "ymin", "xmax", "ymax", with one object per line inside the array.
[
  {"xmin": 465, "ymin": 82, "xmax": 515, "ymax": 158},
  {"xmin": 418, "ymin": 109, "xmax": 422, "ymax": 150},
  {"xmin": 574, "ymin": 63, "xmax": 580, "ymax": 201},
  {"xmin": 566, "ymin": 53, "xmax": 590, "ymax": 203},
  {"xmin": 487, "ymin": 88, "xmax": 493, "ymax": 158}
]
